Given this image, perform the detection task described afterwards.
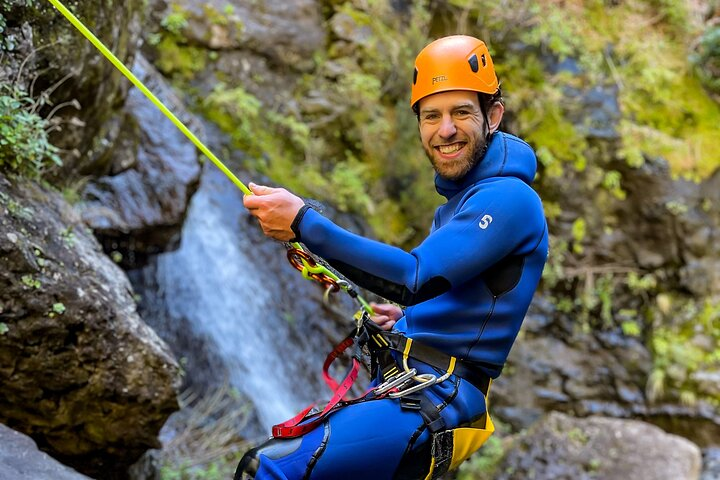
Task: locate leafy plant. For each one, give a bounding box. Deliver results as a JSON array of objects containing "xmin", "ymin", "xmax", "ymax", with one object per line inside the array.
[
  {"xmin": 0, "ymin": 85, "xmax": 62, "ymax": 177},
  {"xmin": 647, "ymin": 298, "xmax": 720, "ymax": 407}
]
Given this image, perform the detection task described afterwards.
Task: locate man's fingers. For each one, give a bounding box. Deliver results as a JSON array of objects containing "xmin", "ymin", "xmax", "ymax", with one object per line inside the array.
[{"xmin": 249, "ymin": 182, "xmax": 276, "ymax": 196}]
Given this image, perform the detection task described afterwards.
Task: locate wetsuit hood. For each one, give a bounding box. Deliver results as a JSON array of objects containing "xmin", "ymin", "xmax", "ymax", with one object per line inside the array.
[{"xmin": 434, "ymin": 131, "xmax": 537, "ymax": 199}]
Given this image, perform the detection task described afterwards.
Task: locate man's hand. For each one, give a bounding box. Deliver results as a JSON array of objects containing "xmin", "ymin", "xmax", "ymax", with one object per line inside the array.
[
  {"xmin": 370, "ymin": 302, "xmax": 403, "ymax": 331},
  {"xmin": 243, "ymin": 183, "xmax": 306, "ymax": 241}
]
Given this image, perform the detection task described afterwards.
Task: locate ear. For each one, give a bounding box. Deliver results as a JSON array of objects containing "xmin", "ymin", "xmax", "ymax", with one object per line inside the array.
[{"xmin": 487, "ymin": 102, "xmax": 504, "ymax": 133}]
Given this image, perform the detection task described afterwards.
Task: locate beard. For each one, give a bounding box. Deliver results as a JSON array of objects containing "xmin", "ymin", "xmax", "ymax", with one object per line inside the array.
[{"xmin": 425, "ymin": 129, "xmax": 489, "ymax": 181}]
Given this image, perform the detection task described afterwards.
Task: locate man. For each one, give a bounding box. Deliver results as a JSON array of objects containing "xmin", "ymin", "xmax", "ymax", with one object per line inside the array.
[{"xmin": 237, "ymin": 35, "xmax": 548, "ymax": 479}]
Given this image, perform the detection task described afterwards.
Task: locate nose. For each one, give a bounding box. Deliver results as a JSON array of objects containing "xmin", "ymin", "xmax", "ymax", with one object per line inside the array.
[{"xmin": 438, "ymin": 114, "xmax": 457, "ymax": 139}]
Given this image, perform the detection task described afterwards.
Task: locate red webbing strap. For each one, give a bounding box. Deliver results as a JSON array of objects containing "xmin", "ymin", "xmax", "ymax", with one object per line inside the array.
[
  {"xmin": 322, "ymin": 335, "xmax": 355, "ymax": 394},
  {"xmin": 271, "ymin": 356, "xmax": 361, "ymax": 438}
]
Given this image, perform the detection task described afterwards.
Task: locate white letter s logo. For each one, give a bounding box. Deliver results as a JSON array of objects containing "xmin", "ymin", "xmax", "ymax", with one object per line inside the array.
[{"xmin": 479, "ymin": 214, "xmax": 493, "ymax": 230}]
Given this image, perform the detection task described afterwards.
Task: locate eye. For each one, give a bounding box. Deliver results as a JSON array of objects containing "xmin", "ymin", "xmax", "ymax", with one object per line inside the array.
[{"xmin": 422, "ymin": 112, "xmax": 440, "ymax": 122}]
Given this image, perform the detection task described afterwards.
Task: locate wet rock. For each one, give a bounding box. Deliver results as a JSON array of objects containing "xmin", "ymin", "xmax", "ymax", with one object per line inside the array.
[
  {"xmin": 0, "ymin": 174, "xmax": 181, "ymax": 478},
  {"xmin": 701, "ymin": 447, "xmax": 720, "ymax": 480},
  {"xmin": 0, "ymin": 424, "xmax": 91, "ymax": 480},
  {"xmin": 497, "ymin": 412, "xmax": 702, "ymax": 480},
  {"xmin": 77, "ymin": 55, "xmax": 202, "ymax": 268}
]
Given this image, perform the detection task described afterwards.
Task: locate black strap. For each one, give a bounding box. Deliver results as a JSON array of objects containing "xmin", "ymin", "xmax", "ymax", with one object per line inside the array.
[{"xmin": 376, "ymin": 330, "xmax": 491, "ymax": 396}]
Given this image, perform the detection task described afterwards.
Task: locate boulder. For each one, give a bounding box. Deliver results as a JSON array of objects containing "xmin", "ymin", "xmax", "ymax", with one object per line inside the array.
[
  {"xmin": 497, "ymin": 411, "xmax": 702, "ymax": 480},
  {"xmin": 0, "ymin": 173, "xmax": 181, "ymax": 478},
  {"xmin": 77, "ymin": 54, "xmax": 202, "ymax": 267},
  {"xmin": 0, "ymin": 423, "xmax": 92, "ymax": 480}
]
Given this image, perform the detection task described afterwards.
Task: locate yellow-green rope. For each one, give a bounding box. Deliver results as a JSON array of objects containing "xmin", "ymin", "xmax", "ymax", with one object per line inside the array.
[{"xmin": 46, "ymin": 0, "xmax": 372, "ymax": 314}]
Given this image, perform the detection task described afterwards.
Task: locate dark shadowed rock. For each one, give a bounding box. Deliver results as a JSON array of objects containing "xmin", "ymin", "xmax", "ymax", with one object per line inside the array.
[
  {"xmin": 497, "ymin": 412, "xmax": 702, "ymax": 480},
  {"xmin": 77, "ymin": 55, "xmax": 202, "ymax": 268},
  {"xmin": 0, "ymin": 424, "xmax": 92, "ymax": 480},
  {"xmin": 0, "ymin": 174, "xmax": 181, "ymax": 478}
]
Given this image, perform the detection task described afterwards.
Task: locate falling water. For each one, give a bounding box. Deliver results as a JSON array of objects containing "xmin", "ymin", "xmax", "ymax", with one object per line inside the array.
[{"xmin": 132, "ymin": 164, "xmax": 339, "ymax": 433}]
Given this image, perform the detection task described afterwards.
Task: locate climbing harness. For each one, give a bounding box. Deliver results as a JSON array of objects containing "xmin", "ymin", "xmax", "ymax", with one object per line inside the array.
[
  {"xmin": 45, "ymin": 0, "xmax": 372, "ymax": 314},
  {"xmin": 269, "ymin": 311, "xmax": 496, "ymax": 478}
]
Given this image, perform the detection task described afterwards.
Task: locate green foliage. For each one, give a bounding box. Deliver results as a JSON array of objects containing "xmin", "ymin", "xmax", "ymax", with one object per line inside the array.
[
  {"xmin": 161, "ymin": 7, "xmax": 188, "ymax": 36},
  {"xmin": 60, "ymin": 226, "xmax": 76, "ymax": 248},
  {"xmin": 0, "ymin": 85, "xmax": 62, "ymax": 177},
  {"xmin": 570, "ymin": 218, "xmax": 586, "ymax": 254},
  {"xmin": 21, "ymin": 274, "xmax": 41, "ymax": 289},
  {"xmin": 647, "ymin": 298, "xmax": 720, "ymax": 407},
  {"xmin": 150, "ymin": 4, "xmax": 207, "ymax": 79},
  {"xmin": 621, "ymin": 320, "xmax": 641, "ymax": 337},
  {"xmin": 455, "ymin": 435, "xmax": 505, "ymax": 480},
  {"xmin": 0, "ymin": 322, "xmax": 8, "ymax": 335},
  {"xmin": 690, "ymin": 24, "xmax": 720, "ymax": 97}
]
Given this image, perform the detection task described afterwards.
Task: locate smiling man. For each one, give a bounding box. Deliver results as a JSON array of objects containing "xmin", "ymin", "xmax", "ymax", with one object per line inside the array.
[{"xmin": 237, "ymin": 35, "xmax": 548, "ymax": 480}]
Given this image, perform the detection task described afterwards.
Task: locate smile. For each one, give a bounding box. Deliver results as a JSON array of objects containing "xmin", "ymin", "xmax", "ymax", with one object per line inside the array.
[{"xmin": 435, "ymin": 143, "xmax": 465, "ymax": 155}]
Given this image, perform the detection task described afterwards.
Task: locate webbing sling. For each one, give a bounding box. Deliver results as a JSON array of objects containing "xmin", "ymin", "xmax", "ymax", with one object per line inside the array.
[{"xmin": 271, "ymin": 333, "xmax": 364, "ymax": 438}]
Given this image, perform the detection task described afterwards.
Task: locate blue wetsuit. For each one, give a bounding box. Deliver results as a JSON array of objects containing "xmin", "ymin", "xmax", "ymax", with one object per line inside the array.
[{"xmin": 239, "ymin": 132, "xmax": 548, "ymax": 479}]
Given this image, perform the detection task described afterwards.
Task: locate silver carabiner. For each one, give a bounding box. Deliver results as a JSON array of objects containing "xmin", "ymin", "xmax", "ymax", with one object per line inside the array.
[
  {"xmin": 388, "ymin": 373, "xmax": 437, "ymax": 398},
  {"xmin": 374, "ymin": 368, "xmax": 418, "ymax": 395}
]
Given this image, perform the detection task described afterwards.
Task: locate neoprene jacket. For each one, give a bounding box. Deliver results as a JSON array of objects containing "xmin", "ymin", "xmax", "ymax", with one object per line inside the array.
[{"xmin": 294, "ymin": 132, "xmax": 548, "ymax": 378}]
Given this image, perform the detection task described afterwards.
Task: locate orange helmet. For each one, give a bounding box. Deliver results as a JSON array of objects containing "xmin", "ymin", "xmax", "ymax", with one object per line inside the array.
[{"xmin": 411, "ymin": 35, "xmax": 499, "ymax": 110}]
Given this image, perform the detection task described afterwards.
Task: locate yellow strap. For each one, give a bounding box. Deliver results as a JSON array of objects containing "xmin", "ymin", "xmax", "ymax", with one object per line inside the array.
[
  {"xmin": 446, "ymin": 356, "xmax": 456, "ymax": 376},
  {"xmin": 403, "ymin": 337, "xmax": 413, "ymax": 359},
  {"xmin": 423, "ymin": 456, "xmax": 436, "ymax": 480}
]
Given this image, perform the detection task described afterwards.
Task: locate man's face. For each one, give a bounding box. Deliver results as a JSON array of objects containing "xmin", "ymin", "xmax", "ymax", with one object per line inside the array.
[{"xmin": 418, "ymin": 90, "xmax": 487, "ymax": 181}]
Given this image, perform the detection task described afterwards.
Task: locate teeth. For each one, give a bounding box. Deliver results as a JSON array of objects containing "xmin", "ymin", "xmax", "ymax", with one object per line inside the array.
[{"xmin": 438, "ymin": 144, "xmax": 462, "ymax": 154}]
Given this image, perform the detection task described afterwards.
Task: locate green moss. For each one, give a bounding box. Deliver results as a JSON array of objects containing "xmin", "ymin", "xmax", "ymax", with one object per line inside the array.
[
  {"xmin": 160, "ymin": 5, "xmax": 188, "ymax": 36},
  {"xmin": 154, "ymin": 36, "xmax": 207, "ymax": 79}
]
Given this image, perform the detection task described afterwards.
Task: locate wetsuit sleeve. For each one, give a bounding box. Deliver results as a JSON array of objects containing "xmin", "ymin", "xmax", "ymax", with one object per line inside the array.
[{"xmin": 296, "ymin": 178, "xmax": 545, "ymax": 306}]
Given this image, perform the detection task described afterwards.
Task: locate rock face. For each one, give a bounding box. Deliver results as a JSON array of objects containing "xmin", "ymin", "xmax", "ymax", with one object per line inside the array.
[
  {"xmin": 492, "ymin": 299, "xmax": 720, "ymax": 448},
  {"xmin": 0, "ymin": 174, "xmax": 181, "ymax": 478},
  {"xmin": 77, "ymin": 54, "xmax": 202, "ymax": 268},
  {"xmin": 145, "ymin": 0, "xmax": 325, "ymax": 106},
  {"xmin": 1, "ymin": 0, "xmax": 147, "ymax": 178},
  {"xmin": 497, "ymin": 412, "xmax": 703, "ymax": 480},
  {"xmin": 0, "ymin": 423, "xmax": 92, "ymax": 480}
]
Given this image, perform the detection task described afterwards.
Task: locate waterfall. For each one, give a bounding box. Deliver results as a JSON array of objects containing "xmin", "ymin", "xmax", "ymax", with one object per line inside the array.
[{"xmin": 132, "ymin": 164, "xmax": 342, "ymax": 433}]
